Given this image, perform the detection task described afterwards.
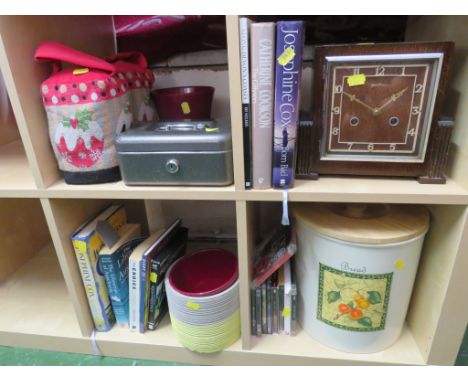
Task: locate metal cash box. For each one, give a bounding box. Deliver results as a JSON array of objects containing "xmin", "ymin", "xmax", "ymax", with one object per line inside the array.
[{"xmin": 114, "ymin": 120, "xmax": 233, "ymax": 186}]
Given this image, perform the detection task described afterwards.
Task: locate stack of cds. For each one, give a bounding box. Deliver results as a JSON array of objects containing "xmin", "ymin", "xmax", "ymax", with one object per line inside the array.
[{"xmin": 165, "ymin": 248, "xmax": 240, "ymax": 353}]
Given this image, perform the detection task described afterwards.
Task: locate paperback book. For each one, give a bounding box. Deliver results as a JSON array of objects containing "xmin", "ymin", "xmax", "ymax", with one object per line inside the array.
[
  {"xmin": 272, "ymin": 20, "xmax": 305, "ymax": 189},
  {"xmin": 250, "ymin": 22, "xmax": 275, "ymax": 189},
  {"xmin": 147, "ymin": 226, "xmax": 188, "ymax": 330},
  {"xmin": 99, "ymin": 224, "xmax": 144, "ymax": 328},
  {"xmin": 71, "ymin": 204, "xmax": 126, "ymax": 331},
  {"xmin": 239, "ymin": 16, "xmax": 253, "ymax": 189},
  {"xmin": 129, "ymin": 218, "xmax": 182, "ymax": 333}
]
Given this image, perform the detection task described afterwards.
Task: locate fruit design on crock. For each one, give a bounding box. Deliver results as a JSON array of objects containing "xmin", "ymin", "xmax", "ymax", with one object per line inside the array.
[
  {"xmin": 328, "ymin": 282, "xmax": 383, "ymax": 329},
  {"xmin": 54, "ymin": 109, "xmax": 104, "ymax": 168},
  {"xmin": 116, "ymin": 102, "xmax": 133, "ymax": 135}
]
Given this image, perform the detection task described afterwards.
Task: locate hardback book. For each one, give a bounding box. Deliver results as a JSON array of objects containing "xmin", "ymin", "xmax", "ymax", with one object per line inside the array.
[
  {"xmin": 147, "ymin": 226, "xmax": 188, "ymax": 331},
  {"xmin": 99, "ymin": 224, "xmax": 144, "ymax": 328},
  {"xmin": 251, "ymin": 225, "xmax": 297, "ymax": 288},
  {"xmin": 272, "ymin": 20, "xmax": 305, "ymax": 189},
  {"xmin": 129, "ymin": 218, "xmax": 182, "ymax": 333},
  {"xmin": 239, "ymin": 16, "xmax": 253, "ymax": 189},
  {"xmin": 71, "ymin": 204, "xmax": 126, "ymax": 332},
  {"xmin": 250, "ymin": 22, "xmax": 275, "ymax": 189},
  {"xmin": 282, "ymin": 260, "xmax": 292, "ymax": 335}
]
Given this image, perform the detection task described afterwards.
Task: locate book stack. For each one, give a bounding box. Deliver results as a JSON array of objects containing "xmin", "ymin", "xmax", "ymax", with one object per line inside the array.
[
  {"xmin": 71, "ymin": 204, "xmax": 188, "ymax": 332},
  {"xmin": 250, "ymin": 225, "xmax": 298, "ymax": 336},
  {"xmin": 239, "ymin": 18, "xmax": 305, "ymax": 190}
]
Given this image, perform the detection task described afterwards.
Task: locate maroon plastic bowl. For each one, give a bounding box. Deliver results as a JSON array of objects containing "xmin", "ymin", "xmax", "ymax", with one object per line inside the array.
[
  {"xmin": 168, "ymin": 248, "xmax": 238, "ymax": 297},
  {"xmin": 152, "ymin": 86, "xmax": 215, "ymax": 120}
]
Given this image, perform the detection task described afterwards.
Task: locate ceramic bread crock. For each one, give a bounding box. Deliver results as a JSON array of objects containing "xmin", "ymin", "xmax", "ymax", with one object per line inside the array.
[{"xmin": 291, "ymin": 203, "xmax": 430, "ymax": 353}]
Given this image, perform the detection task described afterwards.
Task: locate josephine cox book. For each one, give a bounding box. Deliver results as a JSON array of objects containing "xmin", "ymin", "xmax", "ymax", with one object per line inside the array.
[{"xmin": 272, "ymin": 21, "xmax": 304, "ymax": 189}]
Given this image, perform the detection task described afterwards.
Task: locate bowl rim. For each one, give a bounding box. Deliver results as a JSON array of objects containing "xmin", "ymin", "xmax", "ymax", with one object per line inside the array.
[
  {"xmin": 152, "ymin": 86, "xmax": 215, "ymax": 96},
  {"xmin": 168, "ymin": 248, "xmax": 238, "ymax": 297}
]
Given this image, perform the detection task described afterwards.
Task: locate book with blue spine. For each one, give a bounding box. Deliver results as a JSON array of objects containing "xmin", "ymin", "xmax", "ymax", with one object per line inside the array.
[
  {"xmin": 272, "ymin": 20, "xmax": 305, "ymax": 189},
  {"xmin": 99, "ymin": 224, "xmax": 144, "ymax": 328}
]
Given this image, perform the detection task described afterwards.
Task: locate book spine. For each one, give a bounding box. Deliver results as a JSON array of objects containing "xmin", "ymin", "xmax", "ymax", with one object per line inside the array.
[
  {"xmin": 73, "ymin": 239, "xmax": 113, "ymax": 332},
  {"xmin": 251, "ymin": 22, "xmax": 275, "ymax": 189},
  {"xmin": 100, "ymin": 255, "xmax": 127, "ymax": 328},
  {"xmin": 147, "ymin": 260, "xmax": 162, "ymax": 330},
  {"xmin": 129, "ymin": 258, "xmax": 141, "ymax": 332},
  {"xmin": 272, "ymin": 21, "xmax": 305, "ymax": 189},
  {"xmin": 239, "ymin": 17, "xmax": 252, "ymax": 189},
  {"xmin": 255, "ymin": 286, "xmax": 262, "ymax": 335},
  {"xmin": 139, "ymin": 257, "xmax": 149, "ymax": 333}
]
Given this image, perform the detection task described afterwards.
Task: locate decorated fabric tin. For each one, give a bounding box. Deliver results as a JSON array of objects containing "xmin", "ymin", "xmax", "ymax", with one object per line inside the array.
[
  {"xmin": 292, "ymin": 203, "xmax": 430, "ymax": 353},
  {"xmin": 34, "ymin": 42, "xmax": 155, "ymax": 184}
]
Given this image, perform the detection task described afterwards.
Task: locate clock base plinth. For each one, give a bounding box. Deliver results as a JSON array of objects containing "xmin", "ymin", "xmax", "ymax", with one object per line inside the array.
[
  {"xmin": 296, "ymin": 172, "xmax": 319, "ymax": 180},
  {"xmin": 417, "ymin": 175, "xmax": 447, "ymax": 185}
]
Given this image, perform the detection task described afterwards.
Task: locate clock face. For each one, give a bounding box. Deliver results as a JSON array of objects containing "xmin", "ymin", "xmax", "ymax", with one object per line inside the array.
[{"xmin": 321, "ymin": 53, "xmax": 443, "ymax": 162}]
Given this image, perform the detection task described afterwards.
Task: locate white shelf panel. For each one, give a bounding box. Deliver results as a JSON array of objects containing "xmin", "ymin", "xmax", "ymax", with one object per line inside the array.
[
  {"xmin": 0, "ymin": 244, "xmax": 91, "ymax": 353},
  {"xmin": 245, "ymin": 177, "xmax": 468, "ymax": 205},
  {"xmin": 0, "ymin": 140, "xmax": 37, "ymax": 197}
]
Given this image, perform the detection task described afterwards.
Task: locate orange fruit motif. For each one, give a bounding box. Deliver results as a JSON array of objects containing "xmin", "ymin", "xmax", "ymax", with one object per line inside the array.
[
  {"xmin": 353, "ymin": 294, "xmax": 364, "ymax": 302},
  {"xmin": 357, "ymin": 299, "xmax": 370, "ymax": 309},
  {"xmin": 349, "ymin": 309, "xmax": 363, "ymax": 320},
  {"xmin": 338, "ymin": 303, "xmax": 351, "ymax": 314}
]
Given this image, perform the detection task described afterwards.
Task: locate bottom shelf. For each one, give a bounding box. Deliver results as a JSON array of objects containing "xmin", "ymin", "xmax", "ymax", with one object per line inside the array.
[
  {"xmin": 94, "ymin": 319, "xmax": 425, "ymax": 366},
  {"xmin": 0, "ymin": 243, "xmax": 426, "ymax": 365},
  {"xmin": 0, "ymin": 244, "xmax": 90, "ymax": 353}
]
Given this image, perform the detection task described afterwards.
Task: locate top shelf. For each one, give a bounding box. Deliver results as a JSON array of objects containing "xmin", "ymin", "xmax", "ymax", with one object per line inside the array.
[{"xmin": 20, "ymin": 175, "xmax": 468, "ymax": 205}]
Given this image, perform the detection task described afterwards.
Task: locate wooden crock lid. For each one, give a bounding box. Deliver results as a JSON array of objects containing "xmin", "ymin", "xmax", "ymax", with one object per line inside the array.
[{"xmin": 291, "ymin": 203, "xmax": 430, "ymax": 245}]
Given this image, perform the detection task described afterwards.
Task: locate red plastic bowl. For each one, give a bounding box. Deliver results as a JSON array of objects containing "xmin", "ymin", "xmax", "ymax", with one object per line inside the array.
[
  {"xmin": 168, "ymin": 248, "xmax": 238, "ymax": 297},
  {"xmin": 152, "ymin": 86, "xmax": 215, "ymax": 120}
]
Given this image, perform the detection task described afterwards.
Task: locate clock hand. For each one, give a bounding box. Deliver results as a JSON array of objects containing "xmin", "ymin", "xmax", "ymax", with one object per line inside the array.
[
  {"xmin": 342, "ymin": 91, "xmax": 378, "ymax": 114},
  {"xmin": 375, "ymin": 87, "xmax": 409, "ymax": 113}
]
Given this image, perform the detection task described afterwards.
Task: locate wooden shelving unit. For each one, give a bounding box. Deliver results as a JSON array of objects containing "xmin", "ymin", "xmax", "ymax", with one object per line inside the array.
[{"xmin": 0, "ymin": 15, "xmax": 466, "ymax": 365}]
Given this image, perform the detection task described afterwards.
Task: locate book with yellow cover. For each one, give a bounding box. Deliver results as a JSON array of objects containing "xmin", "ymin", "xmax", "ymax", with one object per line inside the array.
[{"xmin": 71, "ymin": 204, "xmax": 127, "ymax": 332}]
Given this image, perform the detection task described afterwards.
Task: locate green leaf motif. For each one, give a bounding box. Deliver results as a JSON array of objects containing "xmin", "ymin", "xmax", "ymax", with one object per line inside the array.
[
  {"xmin": 357, "ymin": 316, "xmax": 373, "ymax": 327},
  {"xmin": 367, "ymin": 291, "xmax": 382, "ymax": 305},
  {"xmin": 327, "ymin": 291, "xmax": 341, "ymax": 304},
  {"xmin": 334, "ymin": 279, "xmax": 346, "ymax": 289},
  {"xmin": 348, "ymin": 301, "xmax": 355, "ymax": 309}
]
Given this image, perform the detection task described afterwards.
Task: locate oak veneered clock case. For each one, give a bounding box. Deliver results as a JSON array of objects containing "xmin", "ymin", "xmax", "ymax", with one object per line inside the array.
[{"xmin": 297, "ymin": 42, "xmax": 454, "ymax": 183}]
